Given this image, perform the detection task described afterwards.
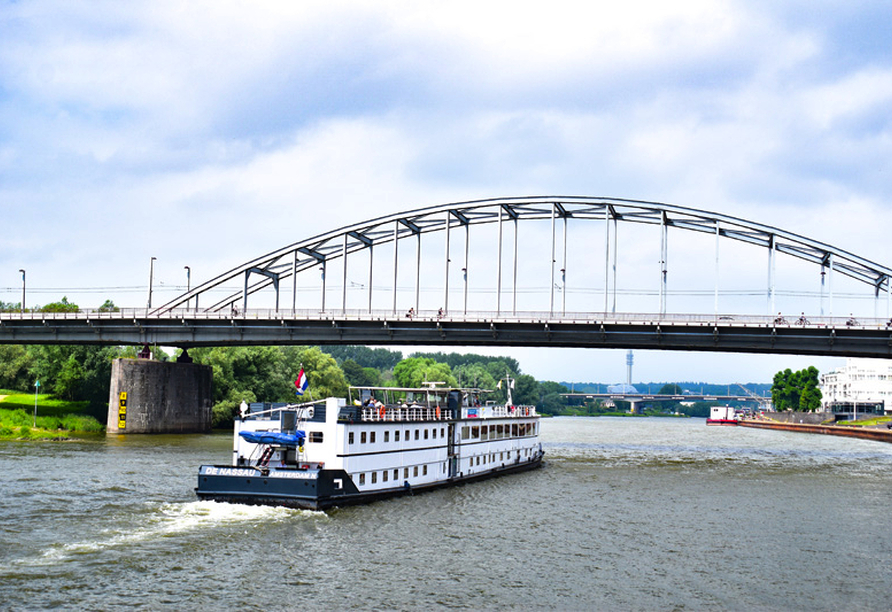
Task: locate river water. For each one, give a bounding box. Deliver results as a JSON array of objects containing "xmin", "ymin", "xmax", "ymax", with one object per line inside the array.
[{"xmin": 1, "ymin": 417, "xmax": 890, "ymax": 611}]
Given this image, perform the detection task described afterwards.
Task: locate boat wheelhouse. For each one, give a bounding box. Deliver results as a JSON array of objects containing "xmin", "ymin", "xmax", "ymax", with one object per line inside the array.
[{"xmin": 196, "ymin": 381, "xmax": 544, "ymax": 510}]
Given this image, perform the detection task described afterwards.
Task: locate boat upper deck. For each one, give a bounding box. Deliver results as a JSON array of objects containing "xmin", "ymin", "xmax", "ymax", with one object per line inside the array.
[
  {"xmin": 343, "ymin": 384, "xmax": 538, "ymax": 423},
  {"xmin": 347, "ymin": 403, "xmax": 538, "ymax": 423}
]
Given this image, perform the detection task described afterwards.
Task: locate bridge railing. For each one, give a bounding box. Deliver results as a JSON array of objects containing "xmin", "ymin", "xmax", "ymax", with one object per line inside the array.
[
  {"xmin": 2, "ymin": 307, "xmax": 890, "ymax": 329},
  {"xmin": 1, "ymin": 307, "xmax": 890, "ymax": 328}
]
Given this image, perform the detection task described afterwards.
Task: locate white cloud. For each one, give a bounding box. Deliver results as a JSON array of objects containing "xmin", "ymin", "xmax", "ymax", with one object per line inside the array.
[{"xmin": 2, "ymin": 0, "xmax": 891, "ymax": 382}]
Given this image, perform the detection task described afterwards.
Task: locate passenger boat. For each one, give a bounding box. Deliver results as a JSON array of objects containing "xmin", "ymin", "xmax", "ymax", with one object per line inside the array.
[{"xmin": 195, "ymin": 379, "xmax": 544, "ymax": 510}]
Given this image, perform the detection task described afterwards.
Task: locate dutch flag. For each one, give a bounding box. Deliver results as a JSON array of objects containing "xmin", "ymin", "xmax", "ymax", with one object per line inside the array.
[{"xmin": 294, "ymin": 369, "xmax": 309, "ymax": 395}]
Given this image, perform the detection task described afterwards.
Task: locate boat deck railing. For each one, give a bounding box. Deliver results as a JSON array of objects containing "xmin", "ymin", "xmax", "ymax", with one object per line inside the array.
[
  {"xmin": 361, "ymin": 406, "xmax": 446, "ymax": 422},
  {"xmin": 359, "ymin": 404, "xmax": 538, "ymax": 422}
]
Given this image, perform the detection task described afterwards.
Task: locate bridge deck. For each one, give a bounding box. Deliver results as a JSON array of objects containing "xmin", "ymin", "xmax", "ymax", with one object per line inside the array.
[{"xmin": 2, "ymin": 309, "xmax": 891, "ymax": 358}]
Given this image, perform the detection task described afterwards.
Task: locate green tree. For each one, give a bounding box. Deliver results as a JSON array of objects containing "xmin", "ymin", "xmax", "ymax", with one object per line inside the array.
[
  {"xmin": 282, "ymin": 346, "xmax": 349, "ymax": 400},
  {"xmin": 393, "ymin": 357, "xmax": 457, "ymax": 388},
  {"xmin": 341, "ymin": 359, "xmax": 381, "ymax": 387},
  {"xmin": 771, "ymin": 366, "xmax": 822, "ymax": 411},
  {"xmin": 26, "ymin": 345, "xmax": 118, "ymax": 416},
  {"xmin": 40, "ymin": 297, "xmax": 79, "ymax": 313},
  {"xmin": 413, "ymin": 351, "xmax": 521, "ymax": 375},
  {"xmin": 536, "ymin": 380, "xmax": 569, "ymax": 415},
  {"xmin": 512, "ymin": 374, "xmax": 539, "ymax": 405},
  {"xmin": 453, "ymin": 362, "xmax": 496, "ymax": 390},
  {"xmin": 324, "ymin": 346, "xmax": 402, "ymax": 370},
  {"xmin": 98, "ymin": 299, "xmax": 119, "ymax": 312},
  {"xmin": 0, "ymin": 345, "xmax": 35, "ymax": 391}
]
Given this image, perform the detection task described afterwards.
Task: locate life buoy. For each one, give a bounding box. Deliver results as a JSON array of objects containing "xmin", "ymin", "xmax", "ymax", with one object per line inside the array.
[
  {"xmin": 379, "ymin": 405, "xmax": 386, "ymax": 419},
  {"xmin": 435, "ymin": 406, "xmax": 441, "ymax": 419}
]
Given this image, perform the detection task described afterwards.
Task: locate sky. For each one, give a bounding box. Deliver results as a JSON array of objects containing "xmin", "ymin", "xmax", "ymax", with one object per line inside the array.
[{"xmin": 2, "ymin": 0, "xmax": 892, "ymax": 385}]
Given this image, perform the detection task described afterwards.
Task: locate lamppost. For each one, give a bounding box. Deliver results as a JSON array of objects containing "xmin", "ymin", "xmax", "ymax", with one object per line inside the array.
[
  {"xmin": 147, "ymin": 257, "xmax": 156, "ymax": 310},
  {"xmin": 33, "ymin": 379, "xmax": 40, "ymax": 427},
  {"xmin": 184, "ymin": 265, "xmax": 191, "ymax": 311},
  {"xmin": 18, "ymin": 269, "xmax": 25, "ymax": 312}
]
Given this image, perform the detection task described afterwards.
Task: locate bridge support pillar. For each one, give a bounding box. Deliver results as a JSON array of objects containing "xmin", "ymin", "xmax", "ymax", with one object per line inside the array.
[
  {"xmin": 629, "ymin": 400, "xmax": 642, "ymax": 415},
  {"xmin": 107, "ymin": 358, "xmax": 213, "ymax": 434}
]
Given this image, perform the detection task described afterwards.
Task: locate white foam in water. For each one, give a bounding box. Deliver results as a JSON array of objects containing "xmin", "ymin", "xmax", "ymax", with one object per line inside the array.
[{"xmin": 8, "ymin": 501, "xmax": 324, "ymax": 568}]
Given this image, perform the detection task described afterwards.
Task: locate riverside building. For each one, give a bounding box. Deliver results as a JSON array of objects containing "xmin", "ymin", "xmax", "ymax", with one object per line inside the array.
[{"xmin": 820, "ymin": 358, "xmax": 892, "ymax": 419}]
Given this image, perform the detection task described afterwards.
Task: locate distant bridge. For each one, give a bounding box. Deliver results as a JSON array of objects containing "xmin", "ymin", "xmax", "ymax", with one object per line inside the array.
[
  {"xmin": 561, "ymin": 392, "xmax": 770, "ymax": 407},
  {"xmin": 3, "ymin": 196, "xmax": 892, "ymax": 359}
]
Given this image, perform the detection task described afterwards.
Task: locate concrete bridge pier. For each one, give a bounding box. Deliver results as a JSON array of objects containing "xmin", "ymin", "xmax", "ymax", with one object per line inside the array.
[{"xmin": 107, "ymin": 356, "xmax": 213, "ymax": 434}]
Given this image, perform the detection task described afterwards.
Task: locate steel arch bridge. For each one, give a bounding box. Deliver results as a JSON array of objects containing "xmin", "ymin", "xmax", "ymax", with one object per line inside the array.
[
  {"xmin": 160, "ymin": 195, "xmax": 892, "ymax": 318},
  {"xmin": 3, "ymin": 196, "xmax": 892, "ymax": 358}
]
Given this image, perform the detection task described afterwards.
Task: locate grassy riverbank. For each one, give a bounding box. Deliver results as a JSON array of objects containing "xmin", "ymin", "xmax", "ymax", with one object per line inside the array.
[{"xmin": 0, "ymin": 390, "xmax": 104, "ymax": 440}]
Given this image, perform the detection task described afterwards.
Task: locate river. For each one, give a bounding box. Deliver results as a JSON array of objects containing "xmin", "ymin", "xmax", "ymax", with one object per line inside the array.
[{"xmin": 1, "ymin": 417, "xmax": 890, "ymax": 611}]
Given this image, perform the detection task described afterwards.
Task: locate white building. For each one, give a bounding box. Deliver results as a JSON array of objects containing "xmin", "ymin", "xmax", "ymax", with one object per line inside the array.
[{"xmin": 820, "ymin": 358, "xmax": 892, "ymax": 417}]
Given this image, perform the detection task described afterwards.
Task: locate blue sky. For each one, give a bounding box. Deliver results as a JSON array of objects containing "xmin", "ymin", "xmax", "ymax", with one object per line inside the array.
[{"xmin": 2, "ymin": 1, "xmax": 891, "ymax": 385}]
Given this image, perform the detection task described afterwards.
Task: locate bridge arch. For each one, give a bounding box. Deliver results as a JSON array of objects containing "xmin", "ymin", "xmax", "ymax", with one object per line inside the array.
[{"xmin": 158, "ymin": 196, "xmax": 892, "ymax": 319}]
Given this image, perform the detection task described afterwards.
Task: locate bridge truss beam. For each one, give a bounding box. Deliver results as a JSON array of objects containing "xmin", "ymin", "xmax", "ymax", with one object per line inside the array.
[{"xmin": 154, "ymin": 196, "xmax": 892, "ymax": 319}]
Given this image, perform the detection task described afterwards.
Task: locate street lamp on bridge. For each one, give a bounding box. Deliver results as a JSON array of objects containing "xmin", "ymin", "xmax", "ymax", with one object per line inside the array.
[
  {"xmin": 18, "ymin": 269, "xmax": 25, "ymax": 312},
  {"xmin": 147, "ymin": 257, "xmax": 156, "ymax": 310},
  {"xmin": 184, "ymin": 265, "xmax": 191, "ymax": 311}
]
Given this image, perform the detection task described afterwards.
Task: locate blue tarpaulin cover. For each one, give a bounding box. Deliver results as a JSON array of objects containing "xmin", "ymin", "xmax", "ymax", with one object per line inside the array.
[{"xmin": 239, "ymin": 430, "xmax": 306, "ymax": 446}]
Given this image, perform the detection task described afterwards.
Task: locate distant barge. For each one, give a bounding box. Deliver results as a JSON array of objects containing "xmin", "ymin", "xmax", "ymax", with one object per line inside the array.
[{"xmin": 737, "ymin": 420, "xmax": 892, "ymax": 444}]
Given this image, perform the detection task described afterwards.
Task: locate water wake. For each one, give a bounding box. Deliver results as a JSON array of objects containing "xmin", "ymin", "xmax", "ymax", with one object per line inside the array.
[{"xmin": 4, "ymin": 500, "xmax": 323, "ymax": 570}]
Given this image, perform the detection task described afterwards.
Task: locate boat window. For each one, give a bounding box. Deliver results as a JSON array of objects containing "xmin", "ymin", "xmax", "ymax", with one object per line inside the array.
[
  {"xmin": 423, "ymin": 465, "xmax": 428, "ymax": 476},
  {"xmin": 383, "ymin": 470, "xmax": 388, "ymax": 482},
  {"xmin": 309, "ymin": 432, "xmax": 323, "ymax": 443},
  {"xmin": 512, "ymin": 424, "xmax": 518, "ymax": 437},
  {"xmin": 415, "ymin": 429, "xmax": 420, "ymax": 440},
  {"xmin": 424, "ymin": 429, "xmax": 429, "ymax": 440},
  {"xmin": 348, "ymin": 432, "xmax": 354, "ymax": 444},
  {"xmin": 413, "ymin": 466, "xmax": 418, "ymax": 477},
  {"xmin": 481, "ymin": 425, "xmax": 488, "ymax": 440},
  {"xmin": 471, "ymin": 426, "xmax": 479, "ymax": 439},
  {"xmin": 384, "ymin": 431, "xmax": 389, "ymax": 443},
  {"xmin": 371, "ymin": 472, "xmax": 377, "ymax": 484},
  {"xmin": 359, "ymin": 473, "xmax": 366, "ymax": 485},
  {"xmin": 441, "ymin": 427, "xmax": 445, "ymax": 438},
  {"xmin": 393, "ymin": 469, "xmax": 399, "ymax": 481},
  {"xmin": 361, "ymin": 431, "xmax": 367, "ymax": 444},
  {"xmin": 461, "ymin": 426, "xmax": 469, "ymax": 440},
  {"xmin": 404, "ymin": 467, "xmax": 409, "ymax": 479},
  {"xmin": 432, "ymin": 428, "xmax": 437, "ymax": 439},
  {"xmin": 370, "ymin": 431, "xmax": 376, "ymax": 444}
]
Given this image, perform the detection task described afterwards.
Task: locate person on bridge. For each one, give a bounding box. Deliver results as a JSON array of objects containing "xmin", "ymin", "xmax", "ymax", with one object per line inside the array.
[{"xmin": 406, "ymin": 307, "xmax": 415, "ymax": 318}]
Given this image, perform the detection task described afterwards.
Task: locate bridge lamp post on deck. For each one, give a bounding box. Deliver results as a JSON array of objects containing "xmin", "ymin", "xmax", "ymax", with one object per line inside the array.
[
  {"xmin": 18, "ymin": 269, "xmax": 25, "ymax": 312},
  {"xmin": 147, "ymin": 257, "xmax": 156, "ymax": 310},
  {"xmin": 184, "ymin": 266, "xmax": 190, "ymax": 310}
]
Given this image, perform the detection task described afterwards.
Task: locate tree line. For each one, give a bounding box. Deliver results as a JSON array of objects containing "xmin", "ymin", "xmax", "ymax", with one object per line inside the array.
[{"xmin": 0, "ymin": 342, "xmax": 575, "ymax": 426}]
